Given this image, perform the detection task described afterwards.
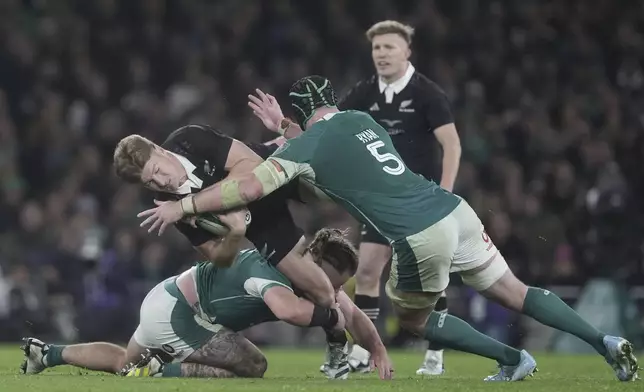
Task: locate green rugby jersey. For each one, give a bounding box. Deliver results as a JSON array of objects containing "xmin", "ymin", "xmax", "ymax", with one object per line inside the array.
[
  {"xmin": 270, "ymin": 110, "xmax": 460, "ymax": 241},
  {"xmin": 194, "ymin": 249, "xmax": 291, "ymax": 331}
]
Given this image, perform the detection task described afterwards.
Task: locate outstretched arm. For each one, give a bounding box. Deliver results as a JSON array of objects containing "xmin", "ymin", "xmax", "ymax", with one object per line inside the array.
[
  {"xmin": 188, "ymin": 157, "xmax": 306, "ymax": 215},
  {"xmin": 336, "ymin": 290, "xmax": 383, "ymax": 356},
  {"xmin": 137, "ymin": 158, "xmax": 302, "ymax": 235},
  {"xmin": 336, "ymin": 290, "xmax": 393, "ymax": 380}
]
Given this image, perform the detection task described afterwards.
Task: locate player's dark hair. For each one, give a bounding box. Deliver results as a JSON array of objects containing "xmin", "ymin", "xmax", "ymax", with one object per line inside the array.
[
  {"xmin": 288, "ymin": 75, "xmax": 338, "ymax": 129},
  {"xmin": 113, "ymin": 134, "xmax": 156, "ymax": 183},
  {"xmin": 308, "ymin": 228, "xmax": 358, "ymax": 275}
]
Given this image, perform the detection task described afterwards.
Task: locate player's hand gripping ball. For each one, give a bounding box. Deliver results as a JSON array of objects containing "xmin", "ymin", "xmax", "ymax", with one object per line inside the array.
[{"xmin": 192, "ymin": 209, "xmax": 252, "ymax": 236}]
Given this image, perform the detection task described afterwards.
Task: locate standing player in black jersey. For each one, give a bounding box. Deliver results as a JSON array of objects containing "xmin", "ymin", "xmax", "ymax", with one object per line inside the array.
[
  {"xmin": 112, "ymin": 125, "xmax": 352, "ymax": 378},
  {"xmin": 248, "ymin": 20, "xmax": 461, "ymax": 376}
]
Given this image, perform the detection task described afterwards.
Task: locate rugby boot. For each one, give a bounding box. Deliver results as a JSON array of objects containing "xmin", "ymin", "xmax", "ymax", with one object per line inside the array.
[
  {"xmin": 484, "ymin": 349, "xmax": 537, "ymax": 382},
  {"xmin": 603, "ymin": 335, "xmax": 639, "ymax": 381}
]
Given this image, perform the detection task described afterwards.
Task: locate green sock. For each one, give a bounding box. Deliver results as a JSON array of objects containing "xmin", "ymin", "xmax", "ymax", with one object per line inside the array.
[
  {"xmin": 424, "ymin": 312, "xmax": 521, "ymax": 366},
  {"xmin": 162, "ymin": 363, "xmax": 182, "ymax": 377},
  {"xmin": 45, "ymin": 345, "xmax": 67, "ymax": 367},
  {"xmin": 522, "ymin": 287, "xmax": 606, "ymax": 356}
]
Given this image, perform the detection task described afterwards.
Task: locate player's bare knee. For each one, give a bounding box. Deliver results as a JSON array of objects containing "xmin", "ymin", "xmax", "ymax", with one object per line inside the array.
[
  {"xmin": 123, "ymin": 335, "xmax": 147, "ymax": 374},
  {"xmin": 392, "ymin": 302, "xmax": 433, "ymax": 336},
  {"xmin": 481, "ymin": 270, "xmax": 528, "ymax": 312},
  {"xmin": 355, "ymin": 264, "xmax": 381, "ymax": 292},
  {"xmin": 398, "ymin": 316, "xmax": 425, "ymax": 336},
  {"xmin": 235, "ymin": 349, "xmax": 267, "ymax": 378},
  {"xmin": 113, "ymin": 353, "xmax": 129, "ymax": 374},
  {"xmin": 356, "ymin": 244, "xmax": 390, "ymax": 292},
  {"xmin": 229, "ymin": 333, "xmax": 268, "ymax": 378},
  {"xmin": 251, "ymin": 354, "xmax": 268, "ymax": 378}
]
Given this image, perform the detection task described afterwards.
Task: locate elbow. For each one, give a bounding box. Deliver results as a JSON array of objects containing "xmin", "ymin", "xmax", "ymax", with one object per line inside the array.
[
  {"xmin": 239, "ymin": 176, "xmax": 265, "ymax": 203},
  {"xmin": 308, "ymin": 280, "xmax": 335, "ymax": 308},
  {"xmin": 314, "ymin": 291, "xmax": 335, "ymax": 308},
  {"xmin": 453, "ymin": 142, "xmax": 462, "ymax": 155},
  {"xmin": 445, "ymin": 139, "xmax": 461, "ymax": 155}
]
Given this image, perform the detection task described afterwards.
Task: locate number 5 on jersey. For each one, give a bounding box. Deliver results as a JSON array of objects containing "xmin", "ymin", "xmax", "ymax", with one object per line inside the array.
[{"xmin": 366, "ymin": 141, "xmax": 405, "ymax": 176}]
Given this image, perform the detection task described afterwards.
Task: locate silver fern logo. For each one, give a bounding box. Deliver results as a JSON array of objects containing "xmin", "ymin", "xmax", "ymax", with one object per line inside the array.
[{"xmin": 399, "ymin": 99, "xmax": 414, "ymax": 113}]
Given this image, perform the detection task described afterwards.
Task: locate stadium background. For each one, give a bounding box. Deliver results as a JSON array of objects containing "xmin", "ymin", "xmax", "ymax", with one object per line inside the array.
[{"xmin": 0, "ymin": 0, "xmax": 642, "ymax": 353}]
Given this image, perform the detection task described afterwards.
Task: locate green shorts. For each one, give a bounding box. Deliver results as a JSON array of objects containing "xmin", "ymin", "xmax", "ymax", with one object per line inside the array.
[
  {"xmin": 360, "ymin": 224, "xmax": 390, "ymax": 246},
  {"xmin": 385, "ymin": 199, "xmax": 506, "ymax": 309}
]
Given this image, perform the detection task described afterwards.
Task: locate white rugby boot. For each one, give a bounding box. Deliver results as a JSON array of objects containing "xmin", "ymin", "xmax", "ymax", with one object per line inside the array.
[{"xmin": 20, "ymin": 337, "xmax": 49, "ymax": 375}]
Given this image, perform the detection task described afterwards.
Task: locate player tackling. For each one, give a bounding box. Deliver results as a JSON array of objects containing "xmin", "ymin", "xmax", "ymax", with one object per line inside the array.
[
  {"xmin": 138, "ymin": 75, "xmax": 639, "ymax": 382},
  {"xmin": 21, "ymin": 220, "xmax": 393, "ymax": 380},
  {"xmin": 250, "ymin": 20, "xmax": 460, "ymax": 375}
]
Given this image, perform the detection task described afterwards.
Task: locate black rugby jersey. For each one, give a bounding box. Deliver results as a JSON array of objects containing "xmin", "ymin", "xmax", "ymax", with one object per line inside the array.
[
  {"xmin": 155, "ymin": 124, "xmax": 301, "ymax": 264},
  {"xmin": 338, "ymin": 64, "xmax": 453, "ymax": 182}
]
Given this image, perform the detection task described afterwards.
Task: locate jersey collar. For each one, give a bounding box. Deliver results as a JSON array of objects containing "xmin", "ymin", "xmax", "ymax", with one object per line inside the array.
[
  {"xmin": 313, "ymin": 111, "xmax": 341, "ymax": 124},
  {"xmin": 378, "ymin": 62, "xmax": 415, "ymax": 95},
  {"xmin": 169, "ymin": 152, "xmax": 203, "ymax": 195}
]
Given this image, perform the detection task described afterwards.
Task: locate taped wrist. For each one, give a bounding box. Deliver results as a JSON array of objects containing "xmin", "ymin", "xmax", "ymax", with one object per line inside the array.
[
  {"xmin": 309, "ymin": 305, "xmax": 339, "ymax": 329},
  {"xmin": 220, "ymin": 179, "xmax": 244, "ymax": 210},
  {"xmin": 252, "ymin": 161, "xmax": 287, "ymax": 194},
  {"xmin": 180, "ymin": 195, "xmax": 196, "ymax": 215},
  {"xmin": 277, "ymin": 118, "xmax": 291, "ymax": 136}
]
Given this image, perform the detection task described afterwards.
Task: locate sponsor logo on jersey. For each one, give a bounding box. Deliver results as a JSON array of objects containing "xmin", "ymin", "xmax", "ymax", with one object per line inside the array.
[
  {"xmin": 387, "ymin": 128, "xmax": 405, "ymax": 136},
  {"xmin": 379, "ymin": 119, "xmax": 405, "ymax": 135},
  {"xmin": 399, "ymin": 99, "xmax": 414, "ymax": 113},
  {"xmin": 380, "ymin": 119, "xmax": 402, "ymax": 127}
]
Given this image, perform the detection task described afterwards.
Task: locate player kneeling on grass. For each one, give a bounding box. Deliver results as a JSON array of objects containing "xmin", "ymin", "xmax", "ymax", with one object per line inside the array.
[{"xmin": 21, "ymin": 212, "xmax": 393, "ymax": 380}]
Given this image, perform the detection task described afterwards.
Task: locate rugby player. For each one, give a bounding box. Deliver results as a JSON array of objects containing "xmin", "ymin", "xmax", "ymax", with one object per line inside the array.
[
  {"xmin": 139, "ymin": 75, "xmax": 639, "ymax": 382},
  {"xmin": 112, "ymin": 125, "xmax": 352, "ymax": 376},
  {"xmin": 250, "ymin": 20, "xmax": 459, "ymax": 375},
  {"xmin": 21, "ymin": 221, "xmax": 393, "ymax": 380}
]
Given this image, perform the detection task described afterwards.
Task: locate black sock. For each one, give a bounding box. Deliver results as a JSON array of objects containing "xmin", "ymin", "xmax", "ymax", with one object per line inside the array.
[
  {"xmin": 325, "ymin": 328, "xmax": 348, "ymax": 345},
  {"xmin": 355, "ymin": 294, "xmax": 380, "ymax": 322},
  {"xmin": 428, "ymin": 295, "xmax": 447, "ymax": 351}
]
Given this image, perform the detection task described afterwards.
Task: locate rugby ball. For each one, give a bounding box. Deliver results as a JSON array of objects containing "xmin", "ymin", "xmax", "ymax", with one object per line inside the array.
[{"xmin": 194, "ymin": 210, "xmax": 252, "ymax": 236}]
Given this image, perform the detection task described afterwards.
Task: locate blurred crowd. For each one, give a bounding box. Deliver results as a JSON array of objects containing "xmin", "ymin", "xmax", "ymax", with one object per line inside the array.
[{"xmin": 0, "ymin": 0, "xmax": 642, "ymax": 343}]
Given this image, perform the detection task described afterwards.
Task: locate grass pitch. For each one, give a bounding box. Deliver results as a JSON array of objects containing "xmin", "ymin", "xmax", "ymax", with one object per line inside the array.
[{"xmin": 1, "ymin": 345, "xmax": 641, "ymax": 392}]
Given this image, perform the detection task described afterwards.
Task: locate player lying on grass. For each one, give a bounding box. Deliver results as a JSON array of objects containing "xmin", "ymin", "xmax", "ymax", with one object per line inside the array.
[
  {"xmin": 21, "ymin": 215, "xmax": 393, "ymax": 379},
  {"xmin": 138, "ymin": 75, "xmax": 639, "ymax": 382}
]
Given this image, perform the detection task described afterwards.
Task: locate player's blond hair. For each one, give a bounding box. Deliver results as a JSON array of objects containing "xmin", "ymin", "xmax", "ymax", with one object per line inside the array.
[
  {"xmin": 308, "ymin": 228, "xmax": 359, "ymax": 275},
  {"xmin": 366, "ymin": 20, "xmax": 415, "ymax": 45},
  {"xmin": 113, "ymin": 134, "xmax": 156, "ymax": 183}
]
